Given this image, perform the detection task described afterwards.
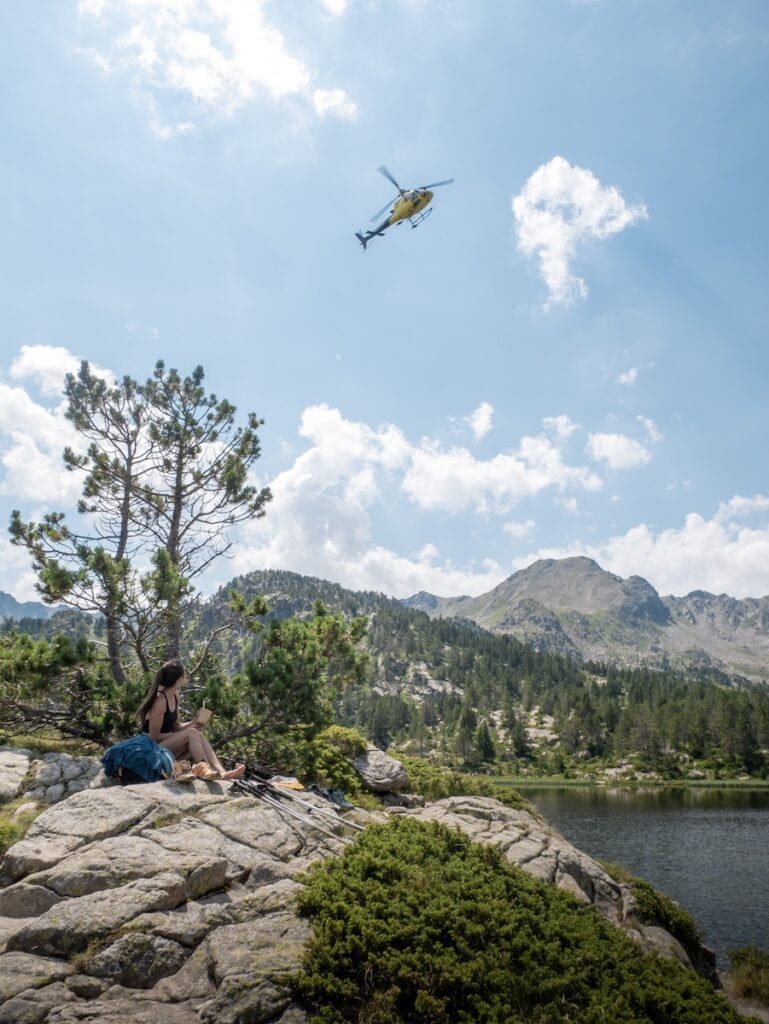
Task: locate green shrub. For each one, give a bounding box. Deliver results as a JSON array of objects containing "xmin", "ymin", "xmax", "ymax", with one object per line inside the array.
[
  {"xmin": 727, "ymin": 946, "xmax": 769, "ymax": 1005},
  {"xmin": 292, "ymin": 818, "xmax": 746, "ymax": 1023},
  {"xmin": 316, "ymin": 726, "xmax": 368, "ymax": 759},
  {"xmin": 400, "ymin": 755, "xmax": 528, "ymax": 810},
  {"xmin": 293, "ymin": 727, "xmax": 369, "ymax": 793}
]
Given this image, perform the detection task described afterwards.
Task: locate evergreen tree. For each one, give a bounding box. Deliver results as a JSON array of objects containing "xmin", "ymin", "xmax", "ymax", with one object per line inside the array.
[
  {"xmin": 476, "ymin": 720, "xmax": 496, "ymax": 762},
  {"xmin": 10, "ymin": 360, "xmax": 270, "ymax": 680}
]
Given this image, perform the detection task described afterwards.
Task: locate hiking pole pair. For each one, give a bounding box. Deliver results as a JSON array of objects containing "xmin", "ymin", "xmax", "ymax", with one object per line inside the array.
[
  {"xmin": 243, "ymin": 771, "xmax": 366, "ymax": 833},
  {"xmin": 233, "ymin": 777, "xmax": 356, "ymax": 846}
]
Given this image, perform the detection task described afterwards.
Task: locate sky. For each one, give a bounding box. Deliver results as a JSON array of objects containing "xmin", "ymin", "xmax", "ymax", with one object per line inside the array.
[{"xmin": 0, "ymin": 0, "xmax": 767, "ymax": 604}]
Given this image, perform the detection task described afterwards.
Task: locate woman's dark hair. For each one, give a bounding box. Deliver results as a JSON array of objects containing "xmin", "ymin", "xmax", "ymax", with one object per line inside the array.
[{"xmin": 136, "ymin": 659, "xmax": 186, "ymax": 725}]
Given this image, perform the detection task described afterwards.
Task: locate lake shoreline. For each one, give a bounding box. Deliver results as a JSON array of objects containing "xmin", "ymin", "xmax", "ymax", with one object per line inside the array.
[{"xmin": 495, "ymin": 776, "xmax": 769, "ymax": 790}]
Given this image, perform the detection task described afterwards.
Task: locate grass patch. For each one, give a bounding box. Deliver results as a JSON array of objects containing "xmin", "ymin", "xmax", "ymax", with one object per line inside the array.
[
  {"xmin": 291, "ymin": 818, "xmax": 747, "ymax": 1023},
  {"xmin": 0, "ymin": 731, "xmax": 101, "ymax": 758},
  {"xmin": 0, "ymin": 797, "xmax": 45, "ymax": 856},
  {"xmin": 726, "ymin": 946, "xmax": 769, "ymax": 1006}
]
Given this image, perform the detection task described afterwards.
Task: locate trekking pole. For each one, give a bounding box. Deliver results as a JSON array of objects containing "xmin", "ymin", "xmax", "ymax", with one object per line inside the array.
[
  {"xmin": 233, "ymin": 778, "xmax": 355, "ymax": 846},
  {"xmin": 244, "ymin": 771, "xmax": 366, "ymax": 832}
]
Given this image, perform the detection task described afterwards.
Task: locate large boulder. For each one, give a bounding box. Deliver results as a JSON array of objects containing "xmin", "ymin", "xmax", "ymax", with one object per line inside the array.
[
  {"xmin": 0, "ymin": 748, "xmax": 33, "ymax": 804},
  {"xmin": 352, "ymin": 745, "xmax": 409, "ymax": 792}
]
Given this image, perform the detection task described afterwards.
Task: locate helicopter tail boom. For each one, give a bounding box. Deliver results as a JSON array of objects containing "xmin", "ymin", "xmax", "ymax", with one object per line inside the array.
[{"xmin": 356, "ymin": 220, "xmax": 389, "ymax": 250}]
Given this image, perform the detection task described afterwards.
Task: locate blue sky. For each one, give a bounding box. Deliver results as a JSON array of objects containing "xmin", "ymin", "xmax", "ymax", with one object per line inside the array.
[{"xmin": 0, "ymin": 0, "xmax": 767, "ymax": 602}]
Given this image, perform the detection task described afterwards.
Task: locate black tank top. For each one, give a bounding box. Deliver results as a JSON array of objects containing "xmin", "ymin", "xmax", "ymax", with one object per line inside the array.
[{"xmin": 143, "ymin": 690, "xmax": 178, "ymax": 735}]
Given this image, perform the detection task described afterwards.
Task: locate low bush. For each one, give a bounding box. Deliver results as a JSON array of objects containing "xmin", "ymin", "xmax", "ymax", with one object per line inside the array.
[
  {"xmin": 400, "ymin": 755, "xmax": 528, "ymax": 809},
  {"xmin": 292, "ymin": 818, "xmax": 746, "ymax": 1023}
]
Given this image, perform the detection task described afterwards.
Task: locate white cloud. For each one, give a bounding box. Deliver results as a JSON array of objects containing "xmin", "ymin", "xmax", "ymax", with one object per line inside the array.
[
  {"xmin": 556, "ymin": 496, "xmax": 579, "ymax": 515},
  {"xmin": 227, "ymin": 403, "xmax": 606, "ymax": 597},
  {"xmin": 586, "ymin": 432, "xmax": 651, "ymax": 470},
  {"xmin": 503, "ymin": 519, "xmax": 535, "ymax": 538},
  {"xmin": 402, "ymin": 434, "xmax": 602, "ymax": 514},
  {"xmin": 0, "ymin": 346, "xmax": 118, "ymax": 503},
  {"xmin": 319, "ymin": 0, "xmax": 348, "ymax": 14},
  {"xmin": 77, "ymin": 0, "xmax": 358, "ymax": 128},
  {"xmin": 9, "ymin": 344, "xmax": 114, "ymax": 397},
  {"xmin": 0, "ymin": 534, "xmax": 42, "ymax": 602},
  {"xmin": 465, "ymin": 401, "xmax": 494, "ymax": 441},
  {"xmin": 515, "ymin": 496, "xmax": 769, "ymax": 598},
  {"xmin": 543, "ymin": 414, "xmax": 579, "ymax": 441},
  {"xmin": 618, "ymin": 367, "xmax": 638, "ymax": 386},
  {"xmin": 637, "ymin": 415, "xmax": 663, "ymax": 443},
  {"xmin": 312, "ymin": 88, "xmax": 358, "ymax": 121},
  {"xmin": 512, "ymin": 156, "xmax": 648, "ymax": 307}
]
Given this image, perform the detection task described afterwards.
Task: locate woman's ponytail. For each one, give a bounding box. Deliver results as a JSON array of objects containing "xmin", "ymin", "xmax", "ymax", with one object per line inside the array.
[{"xmin": 136, "ymin": 659, "xmax": 186, "ymax": 725}]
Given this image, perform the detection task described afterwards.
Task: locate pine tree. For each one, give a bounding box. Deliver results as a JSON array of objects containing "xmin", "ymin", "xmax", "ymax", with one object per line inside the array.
[{"xmin": 10, "ymin": 360, "xmax": 271, "ymax": 681}]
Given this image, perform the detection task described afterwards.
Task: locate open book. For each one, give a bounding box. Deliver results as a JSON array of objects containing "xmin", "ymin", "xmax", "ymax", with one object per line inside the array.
[{"xmin": 194, "ymin": 704, "xmax": 212, "ymax": 726}]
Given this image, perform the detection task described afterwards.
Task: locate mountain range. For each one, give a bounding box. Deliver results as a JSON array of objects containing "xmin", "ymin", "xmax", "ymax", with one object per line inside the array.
[
  {"xmin": 0, "ymin": 591, "xmax": 52, "ymax": 621},
  {"xmin": 403, "ymin": 556, "xmax": 768, "ymax": 683}
]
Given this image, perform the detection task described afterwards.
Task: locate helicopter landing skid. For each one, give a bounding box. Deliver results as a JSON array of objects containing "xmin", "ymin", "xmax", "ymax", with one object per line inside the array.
[{"xmin": 408, "ymin": 207, "xmax": 433, "ymax": 229}]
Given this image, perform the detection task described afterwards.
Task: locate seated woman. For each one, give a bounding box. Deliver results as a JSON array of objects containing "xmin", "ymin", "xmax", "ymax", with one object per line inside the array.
[{"xmin": 137, "ymin": 659, "xmax": 245, "ymax": 781}]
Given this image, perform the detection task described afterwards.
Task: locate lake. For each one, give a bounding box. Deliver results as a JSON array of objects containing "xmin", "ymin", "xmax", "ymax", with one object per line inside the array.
[{"xmin": 516, "ymin": 786, "xmax": 769, "ymax": 968}]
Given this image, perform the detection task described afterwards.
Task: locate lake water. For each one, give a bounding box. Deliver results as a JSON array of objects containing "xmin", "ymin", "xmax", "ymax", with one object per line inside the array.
[{"xmin": 518, "ymin": 786, "xmax": 769, "ymax": 968}]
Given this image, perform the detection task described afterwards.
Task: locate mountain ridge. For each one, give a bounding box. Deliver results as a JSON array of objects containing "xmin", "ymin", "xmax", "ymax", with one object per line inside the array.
[
  {"xmin": 403, "ymin": 556, "xmax": 769, "ymax": 683},
  {"xmin": 0, "ymin": 591, "xmax": 52, "ymax": 621}
]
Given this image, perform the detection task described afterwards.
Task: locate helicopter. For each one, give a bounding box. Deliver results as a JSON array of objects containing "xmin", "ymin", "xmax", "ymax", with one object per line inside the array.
[{"xmin": 356, "ymin": 165, "xmax": 454, "ymax": 250}]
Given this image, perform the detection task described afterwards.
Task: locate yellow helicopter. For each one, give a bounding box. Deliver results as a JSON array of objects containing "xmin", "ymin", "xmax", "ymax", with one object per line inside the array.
[{"xmin": 356, "ymin": 165, "xmax": 454, "ymax": 250}]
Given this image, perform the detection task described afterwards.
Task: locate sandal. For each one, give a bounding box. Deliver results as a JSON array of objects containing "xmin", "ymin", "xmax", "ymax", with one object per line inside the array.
[
  {"xmin": 173, "ymin": 760, "xmax": 196, "ymax": 783},
  {"xmin": 192, "ymin": 762, "xmax": 221, "ymax": 781}
]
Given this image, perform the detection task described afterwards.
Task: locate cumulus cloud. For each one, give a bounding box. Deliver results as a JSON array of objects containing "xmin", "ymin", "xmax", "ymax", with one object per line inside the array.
[
  {"xmin": 0, "ymin": 345, "xmax": 117, "ymax": 503},
  {"xmin": 556, "ymin": 496, "xmax": 579, "ymax": 515},
  {"xmin": 503, "ymin": 519, "xmax": 535, "ymax": 538},
  {"xmin": 319, "ymin": 0, "xmax": 349, "ymax": 16},
  {"xmin": 312, "ymin": 88, "xmax": 358, "ymax": 121},
  {"xmin": 402, "ymin": 434, "xmax": 602, "ymax": 514},
  {"xmin": 10, "ymin": 345, "xmax": 114, "ymax": 397},
  {"xmin": 227, "ymin": 402, "xmax": 606, "ymax": 597},
  {"xmin": 465, "ymin": 401, "xmax": 494, "ymax": 441},
  {"xmin": 618, "ymin": 367, "xmax": 638, "ymax": 386},
  {"xmin": 0, "ymin": 534, "xmax": 41, "ymax": 602},
  {"xmin": 543, "ymin": 414, "xmax": 579, "ymax": 441},
  {"xmin": 514, "ymin": 496, "xmax": 769, "ymax": 598},
  {"xmin": 76, "ymin": 0, "xmax": 358, "ymax": 129},
  {"xmin": 637, "ymin": 415, "xmax": 663, "ymax": 443},
  {"xmin": 586, "ymin": 432, "xmax": 651, "ymax": 470},
  {"xmin": 512, "ymin": 156, "xmax": 648, "ymax": 307}
]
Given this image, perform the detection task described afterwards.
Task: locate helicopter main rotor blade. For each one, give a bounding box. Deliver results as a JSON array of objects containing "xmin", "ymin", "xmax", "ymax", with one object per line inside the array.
[
  {"xmin": 370, "ymin": 195, "xmax": 398, "ymax": 222},
  {"xmin": 421, "ymin": 178, "xmax": 455, "ymax": 189},
  {"xmin": 378, "ymin": 165, "xmax": 403, "ymax": 193}
]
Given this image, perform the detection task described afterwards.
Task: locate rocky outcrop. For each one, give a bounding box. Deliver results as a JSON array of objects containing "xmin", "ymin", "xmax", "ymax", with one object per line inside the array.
[
  {"xmin": 0, "ymin": 778, "xmax": 352, "ymax": 1022},
  {"xmin": 0, "ymin": 751, "xmax": 110, "ymax": 808},
  {"xmin": 0, "ymin": 764, "xmax": 719, "ymax": 1022}
]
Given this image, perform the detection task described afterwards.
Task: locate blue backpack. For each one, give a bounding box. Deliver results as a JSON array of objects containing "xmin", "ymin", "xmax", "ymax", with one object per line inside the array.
[{"xmin": 102, "ymin": 733, "xmax": 175, "ymax": 784}]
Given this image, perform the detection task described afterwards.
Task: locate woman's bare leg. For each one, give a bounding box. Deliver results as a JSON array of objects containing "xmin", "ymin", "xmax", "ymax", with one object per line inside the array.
[
  {"xmin": 196, "ymin": 734, "xmax": 244, "ymax": 780},
  {"xmin": 160, "ymin": 730, "xmax": 205, "ymax": 762}
]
